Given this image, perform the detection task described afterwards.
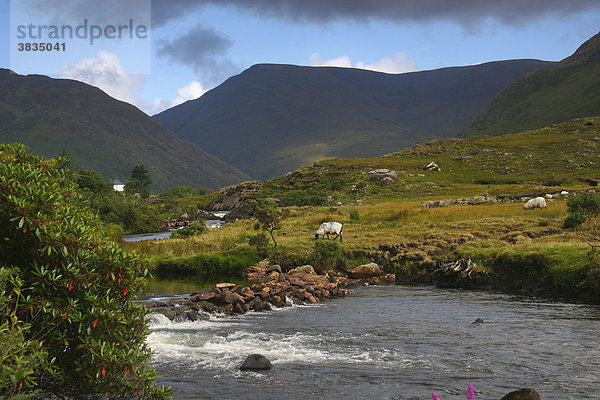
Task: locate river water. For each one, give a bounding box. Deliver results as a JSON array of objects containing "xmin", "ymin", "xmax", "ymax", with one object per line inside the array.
[{"xmin": 147, "ymin": 285, "xmax": 600, "ymax": 400}]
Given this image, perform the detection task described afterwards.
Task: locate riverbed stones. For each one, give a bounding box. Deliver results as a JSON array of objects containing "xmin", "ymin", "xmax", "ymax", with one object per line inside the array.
[
  {"xmin": 146, "ymin": 264, "xmax": 361, "ymax": 321},
  {"xmin": 239, "ymin": 354, "xmax": 272, "ymax": 371},
  {"xmin": 288, "ymin": 265, "xmax": 316, "ymax": 275},
  {"xmin": 500, "ymin": 388, "xmax": 541, "ymax": 400},
  {"xmin": 348, "ymin": 262, "xmax": 382, "ymax": 279},
  {"xmin": 216, "ymin": 282, "xmax": 236, "ymax": 289}
]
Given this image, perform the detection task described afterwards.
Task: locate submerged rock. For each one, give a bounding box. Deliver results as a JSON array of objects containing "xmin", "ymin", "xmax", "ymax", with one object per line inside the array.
[
  {"xmin": 500, "ymin": 388, "xmax": 541, "ymax": 400},
  {"xmin": 239, "ymin": 354, "xmax": 272, "ymax": 371}
]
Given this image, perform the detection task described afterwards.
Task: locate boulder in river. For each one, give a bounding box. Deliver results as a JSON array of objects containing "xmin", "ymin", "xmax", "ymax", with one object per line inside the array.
[
  {"xmin": 500, "ymin": 388, "xmax": 541, "ymax": 400},
  {"xmin": 239, "ymin": 354, "xmax": 272, "ymax": 371},
  {"xmin": 348, "ymin": 262, "xmax": 382, "ymax": 279}
]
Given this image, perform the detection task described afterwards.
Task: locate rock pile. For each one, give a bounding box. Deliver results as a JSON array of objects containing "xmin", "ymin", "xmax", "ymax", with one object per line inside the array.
[
  {"xmin": 422, "ymin": 195, "xmax": 498, "ymax": 208},
  {"xmin": 368, "ymin": 169, "xmax": 397, "ymax": 184},
  {"xmin": 141, "ymin": 262, "xmax": 394, "ymax": 322}
]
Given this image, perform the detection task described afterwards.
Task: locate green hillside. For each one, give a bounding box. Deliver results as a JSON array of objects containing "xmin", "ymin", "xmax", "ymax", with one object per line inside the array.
[
  {"xmin": 0, "ymin": 69, "xmax": 250, "ymax": 191},
  {"xmin": 232, "ymin": 117, "xmax": 600, "ymax": 204},
  {"xmin": 154, "ymin": 60, "xmax": 550, "ymax": 180},
  {"xmin": 128, "ymin": 118, "xmax": 600, "ymax": 304},
  {"xmin": 460, "ymin": 32, "xmax": 600, "ymax": 137}
]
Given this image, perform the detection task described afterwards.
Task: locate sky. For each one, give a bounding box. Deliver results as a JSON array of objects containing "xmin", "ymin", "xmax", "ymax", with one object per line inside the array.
[{"xmin": 1, "ymin": 0, "xmax": 600, "ymax": 116}]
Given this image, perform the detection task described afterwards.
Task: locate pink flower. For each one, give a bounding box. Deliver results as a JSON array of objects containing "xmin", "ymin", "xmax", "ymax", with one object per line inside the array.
[
  {"xmin": 432, "ymin": 390, "xmax": 441, "ymax": 400},
  {"xmin": 466, "ymin": 383, "xmax": 475, "ymax": 400}
]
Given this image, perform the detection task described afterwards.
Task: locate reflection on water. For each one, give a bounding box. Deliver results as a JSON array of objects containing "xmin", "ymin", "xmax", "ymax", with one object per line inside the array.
[{"xmin": 140, "ymin": 275, "xmax": 253, "ymax": 300}]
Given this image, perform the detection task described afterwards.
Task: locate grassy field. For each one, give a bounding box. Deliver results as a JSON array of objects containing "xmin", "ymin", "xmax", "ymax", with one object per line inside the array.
[{"xmin": 124, "ymin": 118, "xmax": 600, "ymax": 303}]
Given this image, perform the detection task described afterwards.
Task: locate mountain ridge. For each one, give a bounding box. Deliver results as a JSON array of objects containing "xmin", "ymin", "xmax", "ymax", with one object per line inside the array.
[
  {"xmin": 0, "ymin": 69, "xmax": 250, "ymax": 191},
  {"xmin": 459, "ymin": 32, "xmax": 600, "ymax": 137},
  {"xmin": 155, "ymin": 59, "xmax": 551, "ymax": 180}
]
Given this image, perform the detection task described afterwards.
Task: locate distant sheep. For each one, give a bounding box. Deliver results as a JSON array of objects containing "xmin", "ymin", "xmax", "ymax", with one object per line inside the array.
[
  {"xmin": 315, "ymin": 222, "xmax": 343, "ymax": 242},
  {"xmin": 523, "ymin": 197, "xmax": 547, "ymax": 210}
]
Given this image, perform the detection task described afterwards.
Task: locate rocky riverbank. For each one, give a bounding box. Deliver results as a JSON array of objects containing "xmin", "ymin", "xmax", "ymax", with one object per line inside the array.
[{"xmin": 141, "ymin": 261, "xmax": 395, "ymax": 321}]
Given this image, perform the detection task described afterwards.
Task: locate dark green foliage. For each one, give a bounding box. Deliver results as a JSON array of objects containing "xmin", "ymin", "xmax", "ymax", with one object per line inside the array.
[
  {"xmin": 158, "ymin": 185, "xmax": 210, "ymax": 199},
  {"xmin": 248, "ymin": 233, "xmax": 269, "ymax": 256},
  {"xmin": 171, "ymin": 222, "xmax": 206, "ymax": 239},
  {"xmin": 280, "ymin": 190, "xmax": 309, "ymax": 206},
  {"xmin": 308, "ymin": 241, "xmax": 347, "ymax": 274},
  {"xmin": 248, "ymin": 198, "xmax": 281, "ymax": 247},
  {"xmin": 349, "ymin": 209, "xmax": 360, "ymax": 221},
  {"xmin": 75, "ymin": 168, "xmax": 112, "ymax": 195},
  {"xmin": 126, "ymin": 165, "xmax": 151, "ymax": 198},
  {"xmin": 564, "ymin": 191, "xmax": 600, "ymax": 248},
  {"xmin": 0, "ymin": 144, "xmax": 169, "ymax": 398},
  {"xmin": 0, "ymin": 267, "xmax": 49, "ymax": 399},
  {"xmin": 90, "ymin": 192, "xmax": 164, "ymax": 234}
]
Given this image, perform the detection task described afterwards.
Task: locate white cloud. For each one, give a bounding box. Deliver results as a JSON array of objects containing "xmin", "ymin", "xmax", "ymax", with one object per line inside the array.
[
  {"xmin": 59, "ymin": 51, "xmax": 206, "ymax": 115},
  {"xmin": 309, "ymin": 51, "xmax": 419, "ymax": 74},
  {"xmin": 59, "ymin": 50, "xmax": 144, "ymax": 106},
  {"xmin": 309, "ymin": 52, "xmax": 352, "ymax": 68}
]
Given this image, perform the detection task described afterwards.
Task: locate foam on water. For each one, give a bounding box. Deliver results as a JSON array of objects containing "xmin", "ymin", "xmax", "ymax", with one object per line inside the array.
[{"xmin": 147, "ymin": 315, "xmax": 429, "ymax": 374}]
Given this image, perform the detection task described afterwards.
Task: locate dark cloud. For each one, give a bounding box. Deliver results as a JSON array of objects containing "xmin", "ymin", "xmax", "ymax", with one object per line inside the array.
[
  {"xmin": 21, "ymin": 0, "xmax": 150, "ymax": 25},
  {"xmin": 156, "ymin": 25, "xmax": 238, "ymax": 84},
  {"xmin": 149, "ymin": 0, "xmax": 600, "ymax": 27}
]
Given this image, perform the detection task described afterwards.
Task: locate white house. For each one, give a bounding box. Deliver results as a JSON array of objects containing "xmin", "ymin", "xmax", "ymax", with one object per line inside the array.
[{"xmin": 112, "ymin": 179, "xmax": 125, "ymax": 192}]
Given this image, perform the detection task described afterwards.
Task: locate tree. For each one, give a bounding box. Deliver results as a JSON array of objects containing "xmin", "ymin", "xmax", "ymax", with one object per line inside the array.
[
  {"xmin": 247, "ymin": 198, "xmax": 281, "ymax": 247},
  {"xmin": 126, "ymin": 165, "xmax": 151, "ymax": 198},
  {"xmin": 0, "ymin": 144, "xmax": 169, "ymax": 398},
  {"xmin": 563, "ymin": 191, "xmax": 600, "ymax": 249}
]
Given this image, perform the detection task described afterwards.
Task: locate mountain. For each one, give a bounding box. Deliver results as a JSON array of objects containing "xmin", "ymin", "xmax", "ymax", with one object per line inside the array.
[
  {"xmin": 0, "ymin": 69, "xmax": 250, "ymax": 191},
  {"xmin": 460, "ymin": 32, "xmax": 600, "ymax": 137},
  {"xmin": 154, "ymin": 60, "xmax": 551, "ymax": 180}
]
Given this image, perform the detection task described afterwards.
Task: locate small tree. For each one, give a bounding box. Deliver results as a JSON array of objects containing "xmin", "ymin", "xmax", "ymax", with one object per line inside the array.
[
  {"xmin": 247, "ymin": 198, "xmax": 281, "ymax": 248},
  {"xmin": 126, "ymin": 165, "xmax": 151, "ymax": 198},
  {"xmin": 563, "ymin": 191, "xmax": 600, "ymax": 249}
]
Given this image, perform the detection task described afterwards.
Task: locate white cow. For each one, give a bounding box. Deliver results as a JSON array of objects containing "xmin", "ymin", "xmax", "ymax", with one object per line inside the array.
[
  {"xmin": 315, "ymin": 222, "xmax": 343, "ymax": 242},
  {"xmin": 523, "ymin": 197, "xmax": 547, "ymax": 210}
]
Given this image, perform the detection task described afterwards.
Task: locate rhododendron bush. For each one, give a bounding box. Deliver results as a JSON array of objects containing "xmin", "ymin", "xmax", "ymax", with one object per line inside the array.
[{"xmin": 0, "ymin": 144, "xmax": 169, "ymax": 398}]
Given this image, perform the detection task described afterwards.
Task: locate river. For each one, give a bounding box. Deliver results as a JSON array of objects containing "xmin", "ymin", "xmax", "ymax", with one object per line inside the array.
[{"xmin": 147, "ymin": 285, "xmax": 600, "ymax": 399}]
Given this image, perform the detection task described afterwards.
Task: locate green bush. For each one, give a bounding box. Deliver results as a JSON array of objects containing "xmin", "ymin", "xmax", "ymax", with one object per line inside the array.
[
  {"xmin": 308, "ymin": 240, "xmax": 347, "ymax": 273},
  {"xmin": 281, "ymin": 190, "xmax": 309, "ymax": 206},
  {"xmin": 248, "ymin": 233, "xmax": 269, "ymax": 256},
  {"xmin": 0, "ymin": 267, "xmax": 49, "ymax": 399},
  {"xmin": 564, "ymin": 191, "xmax": 600, "ymax": 248},
  {"xmin": 102, "ymin": 223, "xmax": 125, "ymax": 242},
  {"xmin": 349, "ymin": 209, "xmax": 360, "ymax": 221},
  {"xmin": 0, "ymin": 144, "xmax": 169, "ymax": 398},
  {"xmin": 171, "ymin": 222, "xmax": 206, "ymax": 239}
]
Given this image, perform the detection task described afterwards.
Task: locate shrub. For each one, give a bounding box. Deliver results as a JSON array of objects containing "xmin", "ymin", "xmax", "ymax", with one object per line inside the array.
[
  {"xmin": 248, "ymin": 233, "xmax": 269, "ymax": 256},
  {"xmin": 563, "ymin": 191, "xmax": 600, "ymax": 248},
  {"xmin": 0, "ymin": 267, "xmax": 49, "ymax": 399},
  {"xmin": 0, "ymin": 144, "xmax": 169, "ymax": 398},
  {"xmin": 308, "ymin": 240, "xmax": 347, "ymax": 273},
  {"xmin": 171, "ymin": 222, "xmax": 206, "ymax": 239},
  {"xmin": 248, "ymin": 198, "xmax": 281, "ymax": 247},
  {"xmin": 280, "ymin": 190, "xmax": 309, "ymax": 206},
  {"xmin": 349, "ymin": 209, "xmax": 360, "ymax": 221}
]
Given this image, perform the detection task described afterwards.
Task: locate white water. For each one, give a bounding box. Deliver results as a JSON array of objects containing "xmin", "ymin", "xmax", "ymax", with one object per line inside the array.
[{"xmin": 147, "ymin": 286, "xmax": 600, "ymax": 400}]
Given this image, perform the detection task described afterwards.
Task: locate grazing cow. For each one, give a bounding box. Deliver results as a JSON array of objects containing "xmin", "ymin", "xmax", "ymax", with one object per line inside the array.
[
  {"xmin": 315, "ymin": 222, "xmax": 343, "ymax": 242},
  {"xmin": 523, "ymin": 197, "xmax": 547, "ymax": 210}
]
